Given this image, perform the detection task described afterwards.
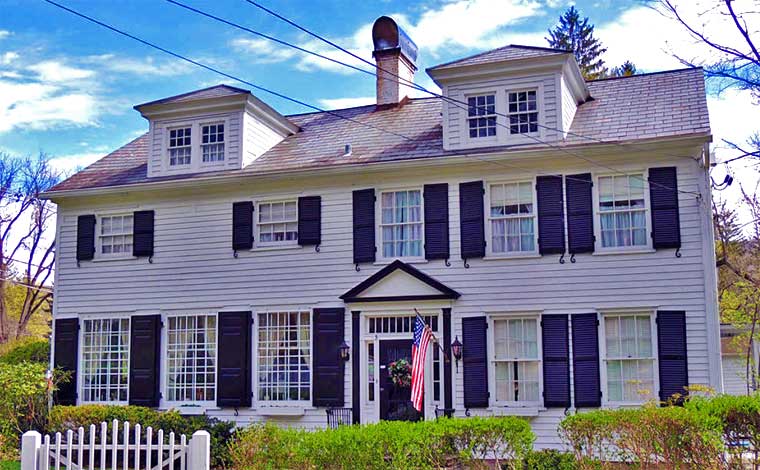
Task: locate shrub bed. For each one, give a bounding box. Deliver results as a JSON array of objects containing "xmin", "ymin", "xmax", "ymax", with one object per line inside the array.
[{"xmin": 229, "ymin": 416, "xmax": 534, "ymax": 470}]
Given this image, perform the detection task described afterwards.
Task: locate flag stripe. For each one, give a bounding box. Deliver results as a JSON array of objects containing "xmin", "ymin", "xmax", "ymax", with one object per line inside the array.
[{"xmin": 411, "ymin": 314, "xmax": 432, "ymax": 411}]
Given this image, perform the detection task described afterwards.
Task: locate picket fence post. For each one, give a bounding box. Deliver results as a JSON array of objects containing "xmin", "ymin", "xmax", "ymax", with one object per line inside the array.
[
  {"xmin": 20, "ymin": 431, "xmax": 41, "ymax": 470},
  {"xmin": 188, "ymin": 430, "xmax": 210, "ymax": 470}
]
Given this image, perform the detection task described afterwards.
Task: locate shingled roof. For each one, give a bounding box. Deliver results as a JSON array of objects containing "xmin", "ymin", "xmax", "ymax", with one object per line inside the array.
[
  {"xmin": 134, "ymin": 84, "xmax": 249, "ymax": 108},
  {"xmin": 50, "ymin": 68, "xmax": 710, "ymax": 193},
  {"xmin": 427, "ymin": 45, "xmax": 570, "ymax": 71}
]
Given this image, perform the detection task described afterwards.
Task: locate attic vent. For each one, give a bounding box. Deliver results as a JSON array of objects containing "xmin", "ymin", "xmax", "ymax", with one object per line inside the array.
[{"xmin": 344, "ymin": 144, "xmax": 352, "ymax": 157}]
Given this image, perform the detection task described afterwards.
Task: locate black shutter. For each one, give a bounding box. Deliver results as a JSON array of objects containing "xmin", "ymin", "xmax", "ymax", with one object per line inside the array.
[
  {"xmin": 459, "ymin": 181, "xmax": 485, "ymax": 260},
  {"xmin": 76, "ymin": 215, "xmax": 96, "ymax": 261},
  {"xmin": 542, "ymin": 315, "xmax": 570, "ymax": 408},
  {"xmin": 217, "ymin": 312, "xmax": 252, "ymax": 408},
  {"xmin": 537, "ymin": 175, "xmax": 566, "ymax": 255},
  {"xmin": 565, "ymin": 174, "xmax": 594, "ymax": 254},
  {"xmin": 649, "ymin": 167, "xmax": 681, "ymax": 249},
  {"xmin": 129, "ymin": 315, "xmax": 161, "ymax": 407},
  {"xmin": 298, "ymin": 196, "xmax": 321, "ymax": 246},
  {"xmin": 232, "ymin": 201, "xmax": 254, "ymax": 251},
  {"xmin": 313, "ymin": 308, "xmax": 345, "ymax": 407},
  {"xmin": 572, "ymin": 313, "xmax": 601, "ymax": 407},
  {"xmin": 352, "ymin": 189, "xmax": 376, "ymax": 264},
  {"xmin": 462, "ymin": 316, "xmax": 489, "ymax": 408},
  {"xmin": 132, "ymin": 210, "xmax": 155, "ymax": 258},
  {"xmin": 53, "ymin": 318, "xmax": 78, "ymax": 405},
  {"xmin": 657, "ymin": 311, "xmax": 688, "ymax": 402},
  {"xmin": 424, "ymin": 183, "xmax": 450, "ymax": 260}
]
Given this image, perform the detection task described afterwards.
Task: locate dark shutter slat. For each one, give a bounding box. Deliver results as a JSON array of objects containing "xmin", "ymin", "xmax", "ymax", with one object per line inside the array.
[
  {"xmin": 76, "ymin": 215, "xmax": 96, "ymax": 261},
  {"xmin": 352, "ymin": 189, "xmax": 376, "ymax": 264},
  {"xmin": 462, "ymin": 316, "xmax": 488, "ymax": 408},
  {"xmin": 54, "ymin": 318, "xmax": 78, "ymax": 405},
  {"xmin": 565, "ymin": 174, "xmax": 594, "ymax": 254},
  {"xmin": 459, "ymin": 181, "xmax": 485, "ymax": 260},
  {"xmin": 232, "ymin": 201, "xmax": 254, "ymax": 251},
  {"xmin": 657, "ymin": 310, "xmax": 688, "ymax": 402},
  {"xmin": 424, "ymin": 183, "xmax": 450, "ymax": 260},
  {"xmin": 542, "ymin": 315, "xmax": 570, "ymax": 408},
  {"xmin": 129, "ymin": 315, "xmax": 161, "ymax": 407},
  {"xmin": 572, "ymin": 313, "xmax": 601, "ymax": 407},
  {"xmin": 217, "ymin": 311, "xmax": 252, "ymax": 408},
  {"xmin": 132, "ymin": 210, "xmax": 155, "ymax": 258},
  {"xmin": 649, "ymin": 167, "xmax": 681, "ymax": 249},
  {"xmin": 298, "ymin": 196, "xmax": 321, "ymax": 246},
  {"xmin": 537, "ymin": 175, "xmax": 566, "ymax": 255},
  {"xmin": 313, "ymin": 308, "xmax": 345, "ymax": 407}
]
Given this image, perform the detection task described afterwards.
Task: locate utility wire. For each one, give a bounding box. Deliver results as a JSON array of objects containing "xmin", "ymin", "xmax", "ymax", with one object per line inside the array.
[
  {"xmin": 41, "ymin": 0, "xmax": 416, "ymax": 143},
  {"xmin": 0, "ymin": 276, "xmax": 53, "ymax": 293}
]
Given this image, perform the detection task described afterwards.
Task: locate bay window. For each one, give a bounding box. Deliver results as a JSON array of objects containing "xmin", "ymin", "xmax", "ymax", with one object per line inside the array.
[
  {"xmin": 380, "ymin": 189, "xmax": 423, "ymax": 258},
  {"xmin": 597, "ymin": 174, "xmax": 648, "ymax": 249},
  {"xmin": 81, "ymin": 318, "xmax": 130, "ymax": 402},
  {"xmin": 166, "ymin": 314, "xmax": 217, "ymax": 403},
  {"xmin": 257, "ymin": 311, "xmax": 311, "ymax": 403},
  {"xmin": 603, "ymin": 313, "xmax": 656, "ymax": 402},
  {"xmin": 488, "ymin": 182, "xmax": 536, "ymax": 254},
  {"xmin": 492, "ymin": 317, "xmax": 540, "ymax": 404}
]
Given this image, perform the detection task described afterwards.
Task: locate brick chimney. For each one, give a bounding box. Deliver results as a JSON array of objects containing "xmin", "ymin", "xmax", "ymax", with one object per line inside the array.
[{"xmin": 372, "ymin": 16, "xmax": 418, "ymax": 107}]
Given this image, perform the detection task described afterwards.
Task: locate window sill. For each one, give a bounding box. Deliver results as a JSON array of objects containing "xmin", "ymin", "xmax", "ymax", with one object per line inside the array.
[
  {"xmin": 483, "ymin": 253, "xmax": 541, "ymax": 261},
  {"xmin": 250, "ymin": 244, "xmax": 303, "ymax": 253},
  {"xmin": 490, "ymin": 406, "xmax": 543, "ymax": 417},
  {"xmin": 162, "ymin": 405, "xmax": 219, "ymax": 415},
  {"xmin": 374, "ymin": 258, "xmax": 428, "ymax": 266},
  {"xmin": 256, "ymin": 406, "xmax": 312, "ymax": 416},
  {"xmin": 592, "ymin": 248, "xmax": 656, "ymax": 256},
  {"xmin": 92, "ymin": 256, "xmax": 138, "ymax": 263}
]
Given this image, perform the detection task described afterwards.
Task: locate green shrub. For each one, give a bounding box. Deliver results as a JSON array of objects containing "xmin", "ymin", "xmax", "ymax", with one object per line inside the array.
[
  {"xmin": 524, "ymin": 449, "xmax": 577, "ymax": 470},
  {"xmin": 559, "ymin": 404, "xmax": 724, "ymax": 470},
  {"xmin": 49, "ymin": 406, "xmax": 234, "ymax": 469},
  {"xmin": 229, "ymin": 416, "xmax": 534, "ymax": 470},
  {"xmin": 0, "ymin": 338, "xmax": 49, "ymax": 365}
]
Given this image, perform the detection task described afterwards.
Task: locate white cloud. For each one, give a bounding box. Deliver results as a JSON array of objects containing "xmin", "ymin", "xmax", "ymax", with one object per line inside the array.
[
  {"xmin": 0, "ymin": 80, "xmax": 100, "ymax": 132},
  {"xmin": 0, "ymin": 30, "xmax": 10, "ymax": 40},
  {"xmin": 0, "ymin": 52, "xmax": 19, "ymax": 65},
  {"xmin": 319, "ymin": 96, "xmax": 375, "ymax": 109},
  {"xmin": 85, "ymin": 54, "xmax": 192, "ymax": 77},
  {"xmin": 28, "ymin": 60, "xmax": 95, "ymax": 82},
  {"xmin": 231, "ymin": 38, "xmax": 298, "ymax": 64},
  {"xmin": 50, "ymin": 152, "xmax": 104, "ymax": 175}
]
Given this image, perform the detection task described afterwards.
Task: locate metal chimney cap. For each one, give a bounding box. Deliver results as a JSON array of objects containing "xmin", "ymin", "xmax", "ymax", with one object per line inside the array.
[{"xmin": 372, "ymin": 16, "xmax": 418, "ymax": 63}]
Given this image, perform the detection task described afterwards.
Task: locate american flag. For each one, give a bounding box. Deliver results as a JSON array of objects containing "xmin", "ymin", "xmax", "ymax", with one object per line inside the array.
[{"xmin": 411, "ymin": 314, "xmax": 433, "ymax": 412}]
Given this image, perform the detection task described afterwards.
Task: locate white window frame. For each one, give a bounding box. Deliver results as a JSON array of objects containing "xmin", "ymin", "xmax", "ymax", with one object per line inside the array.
[
  {"xmin": 96, "ymin": 213, "xmax": 135, "ymax": 260},
  {"xmin": 593, "ymin": 172, "xmax": 653, "ymax": 253},
  {"xmin": 375, "ymin": 187, "xmax": 425, "ymax": 262},
  {"xmin": 200, "ymin": 121, "xmax": 226, "ymax": 163},
  {"xmin": 254, "ymin": 309, "xmax": 313, "ymax": 408},
  {"xmin": 506, "ymin": 89, "xmax": 540, "ymax": 136},
  {"xmin": 162, "ymin": 312, "xmax": 218, "ymax": 408},
  {"xmin": 79, "ymin": 315, "xmax": 131, "ymax": 404},
  {"xmin": 254, "ymin": 198, "xmax": 299, "ymax": 248},
  {"xmin": 167, "ymin": 126, "xmax": 193, "ymax": 167},
  {"xmin": 466, "ymin": 92, "xmax": 498, "ymax": 141},
  {"xmin": 487, "ymin": 314, "xmax": 543, "ymax": 408},
  {"xmin": 163, "ymin": 117, "xmax": 229, "ymax": 173},
  {"xmin": 485, "ymin": 179, "xmax": 539, "ymax": 258},
  {"xmin": 599, "ymin": 310, "xmax": 659, "ymax": 406}
]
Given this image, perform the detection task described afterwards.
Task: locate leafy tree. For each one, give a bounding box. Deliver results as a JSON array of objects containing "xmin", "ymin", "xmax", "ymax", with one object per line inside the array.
[
  {"xmin": 546, "ymin": 6, "xmax": 608, "ymax": 80},
  {"xmin": 610, "ymin": 60, "xmax": 637, "ymax": 77}
]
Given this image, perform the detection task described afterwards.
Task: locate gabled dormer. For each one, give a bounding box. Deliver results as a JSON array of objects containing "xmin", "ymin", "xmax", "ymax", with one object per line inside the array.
[
  {"xmin": 135, "ymin": 85, "xmax": 299, "ymax": 178},
  {"xmin": 426, "ymin": 45, "xmax": 590, "ymax": 151}
]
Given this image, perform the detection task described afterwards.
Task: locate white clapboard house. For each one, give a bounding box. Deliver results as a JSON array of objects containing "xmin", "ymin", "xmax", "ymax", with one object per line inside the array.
[{"xmin": 45, "ymin": 16, "xmax": 720, "ymax": 448}]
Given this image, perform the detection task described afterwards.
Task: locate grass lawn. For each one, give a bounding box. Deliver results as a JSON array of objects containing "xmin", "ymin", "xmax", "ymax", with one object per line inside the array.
[{"xmin": 0, "ymin": 461, "xmax": 20, "ymax": 470}]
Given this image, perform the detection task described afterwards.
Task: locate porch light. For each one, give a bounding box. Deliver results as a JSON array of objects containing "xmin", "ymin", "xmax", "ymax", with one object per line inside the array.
[
  {"xmin": 451, "ymin": 337, "xmax": 463, "ymax": 370},
  {"xmin": 339, "ymin": 341, "xmax": 351, "ymax": 361}
]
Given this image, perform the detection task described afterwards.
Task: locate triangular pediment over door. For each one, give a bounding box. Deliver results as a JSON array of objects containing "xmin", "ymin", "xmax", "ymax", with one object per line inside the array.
[{"xmin": 340, "ymin": 260, "xmax": 460, "ymax": 303}]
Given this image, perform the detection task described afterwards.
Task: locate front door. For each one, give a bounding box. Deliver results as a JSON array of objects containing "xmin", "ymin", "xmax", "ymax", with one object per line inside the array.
[{"xmin": 379, "ymin": 339, "xmax": 422, "ymax": 421}]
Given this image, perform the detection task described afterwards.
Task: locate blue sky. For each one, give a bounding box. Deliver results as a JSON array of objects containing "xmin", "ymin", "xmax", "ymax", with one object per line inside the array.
[{"xmin": 0, "ymin": 0, "xmax": 757, "ymax": 197}]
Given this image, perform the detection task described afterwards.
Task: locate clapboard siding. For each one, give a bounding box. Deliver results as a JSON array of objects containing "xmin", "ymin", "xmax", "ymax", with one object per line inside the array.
[
  {"xmin": 242, "ymin": 110, "xmax": 286, "ymax": 167},
  {"xmin": 559, "ymin": 74, "xmax": 577, "ymax": 136},
  {"xmin": 54, "ymin": 149, "xmax": 716, "ymax": 445}
]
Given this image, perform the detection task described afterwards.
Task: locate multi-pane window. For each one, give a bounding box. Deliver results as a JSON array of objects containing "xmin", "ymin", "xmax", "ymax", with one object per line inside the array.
[
  {"xmin": 493, "ymin": 318, "xmax": 540, "ymax": 403},
  {"xmin": 598, "ymin": 175, "xmax": 647, "ymax": 248},
  {"xmin": 380, "ymin": 190, "xmax": 423, "ymax": 258},
  {"xmin": 201, "ymin": 123, "xmax": 225, "ymax": 163},
  {"xmin": 489, "ymin": 182, "xmax": 536, "ymax": 254},
  {"xmin": 168, "ymin": 127, "xmax": 192, "ymax": 166},
  {"xmin": 604, "ymin": 314, "xmax": 656, "ymax": 402},
  {"xmin": 257, "ymin": 200, "xmax": 298, "ymax": 245},
  {"xmin": 507, "ymin": 90, "xmax": 538, "ymax": 134},
  {"xmin": 257, "ymin": 311, "xmax": 311, "ymax": 402},
  {"xmin": 467, "ymin": 94, "xmax": 497, "ymax": 138},
  {"xmin": 166, "ymin": 314, "xmax": 217, "ymax": 402},
  {"xmin": 99, "ymin": 215, "xmax": 133, "ymax": 256},
  {"xmin": 81, "ymin": 318, "xmax": 130, "ymax": 402}
]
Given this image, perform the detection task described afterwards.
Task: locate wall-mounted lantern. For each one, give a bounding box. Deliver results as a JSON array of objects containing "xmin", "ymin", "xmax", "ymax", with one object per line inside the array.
[
  {"xmin": 339, "ymin": 341, "xmax": 351, "ymax": 361},
  {"xmin": 451, "ymin": 336, "xmax": 463, "ymax": 371}
]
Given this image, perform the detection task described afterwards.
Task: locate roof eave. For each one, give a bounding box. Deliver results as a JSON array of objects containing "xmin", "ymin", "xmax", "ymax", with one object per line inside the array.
[{"xmin": 426, "ymin": 53, "xmax": 571, "ymax": 87}]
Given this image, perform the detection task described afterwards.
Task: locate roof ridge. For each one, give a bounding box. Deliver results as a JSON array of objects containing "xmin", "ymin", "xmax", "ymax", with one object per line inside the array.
[
  {"xmin": 284, "ymin": 96, "xmax": 438, "ymax": 118},
  {"xmin": 428, "ymin": 44, "xmax": 569, "ymax": 70},
  {"xmin": 134, "ymin": 84, "xmax": 250, "ymax": 109},
  {"xmin": 586, "ymin": 67, "xmax": 703, "ymax": 83}
]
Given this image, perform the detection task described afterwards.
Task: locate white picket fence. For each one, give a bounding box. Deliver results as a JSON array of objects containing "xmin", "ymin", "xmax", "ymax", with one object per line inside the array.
[{"xmin": 20, "ymin": 420, "xmax": 210, "ymax": 470}]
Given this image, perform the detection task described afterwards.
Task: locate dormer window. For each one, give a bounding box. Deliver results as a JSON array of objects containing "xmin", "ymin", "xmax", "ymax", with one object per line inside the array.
[
  {"xmin": 467, "ymin": 94, "xmax": 496, "ymax": 138},
  {"xmin": 168, "ymin": 127, "xmax": 192, "ymax": 166},
  {"xmin": 507, "ymin": 90, "xmax": 538, "ymax": 135},
  {"xmin": 201, "ymin": 123, "xmax": 225, "ymax": 162}
]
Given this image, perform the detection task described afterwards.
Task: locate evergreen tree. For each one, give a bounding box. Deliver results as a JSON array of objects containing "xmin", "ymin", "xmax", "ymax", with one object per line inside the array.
[
  {"xmin": 546, "ymin": 6, "xmax": 608, "ymax": 80},
  {"xmin": 611, "ymin": 60, "xmax": 637, "ymax": 77}
]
